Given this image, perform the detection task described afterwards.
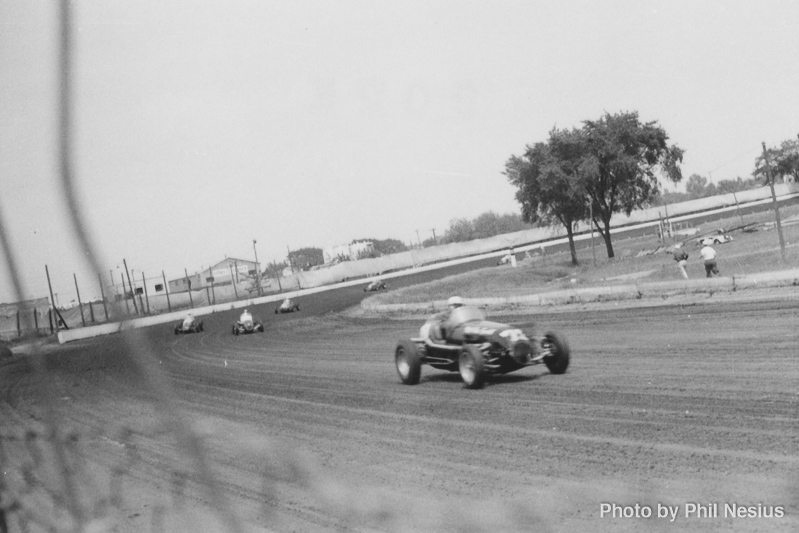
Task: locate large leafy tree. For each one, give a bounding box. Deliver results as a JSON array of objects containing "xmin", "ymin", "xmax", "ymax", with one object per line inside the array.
[
  {"xmin": 754, "ymin": 138, "xmax": 799, "ymax": 184},
  {"xmin": 581, "ymin": 111, "xmax": 684, "ymax": 258},
  {"xmin": 505, "ymin": 127, "xmax": 589, "ymax": 265}
]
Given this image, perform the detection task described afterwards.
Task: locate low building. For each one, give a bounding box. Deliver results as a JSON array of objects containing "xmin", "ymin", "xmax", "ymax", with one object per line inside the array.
[{"xmin": 167, "ymin": 258, "xmax": 258, "ymax": 293}]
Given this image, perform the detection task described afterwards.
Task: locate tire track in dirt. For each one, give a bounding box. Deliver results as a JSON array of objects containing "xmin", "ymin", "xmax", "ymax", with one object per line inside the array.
[{"xmin": 2, "ymin": 298, "xmax": 798, "ymax": 531}]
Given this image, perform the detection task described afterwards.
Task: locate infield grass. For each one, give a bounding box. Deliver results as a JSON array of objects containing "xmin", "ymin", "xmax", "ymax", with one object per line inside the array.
[{"xmin": 373, "ymin": 203, "xmax": 799, "ymax": 305}]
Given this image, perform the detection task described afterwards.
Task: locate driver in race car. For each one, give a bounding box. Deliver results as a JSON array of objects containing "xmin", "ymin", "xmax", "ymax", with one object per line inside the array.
[
  {"xmin": 423, "ymin": 296, "xmax": 464, "ymax": 342},
  {"xmin": 279, "ymin": 298, "xmax": 294, "ymax": 311},
  {"xmin": 182, "ymin": 312, "xmax": 195, "ymax": 329},
  {"xmin": 240, "ymin": 308, "xmax": 253, "ymax": 324}
]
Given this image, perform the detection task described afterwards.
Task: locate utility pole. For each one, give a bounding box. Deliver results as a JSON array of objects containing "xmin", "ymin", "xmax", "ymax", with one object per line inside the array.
[
  {"xmin": 73, "ymin": 273, "xmax": 85, "ymax": 327},
  {"xmin": 162, "ymin": 271, "xmax": 171, "ymax": 312},
  {"xmin": 762, "ymin": 142, "xmax": 786, "ymax": 260},
  {"xmin": 431, "ymin": 229, "xmax": 437, "ymax": 244},
  {"xmin": 184, "ymin": 268, "xmax": 194, "ymax": 308},
  {"xmin": 415, "ymin": 230, "xmax": 422, "ymax": 248},
  {"xmin": 123, "ymin": 259, "xmax": 138, "ymax": 315},
  {"xmin": 253, "ymin": 239, "xmax": 262, "ymax": 296},
  {"xmin": 45, "ymin": 265, "xmax": 59, "ymax": 332},
  {"xmin": 287, "ymin": 245, "xmax": 294, "ymax": 274}
]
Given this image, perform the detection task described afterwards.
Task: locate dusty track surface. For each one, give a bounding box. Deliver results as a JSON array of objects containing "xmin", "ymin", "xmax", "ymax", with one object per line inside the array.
[{"xmin": 1, "ymin": 286, "xmax": 798, "ymax": 532}]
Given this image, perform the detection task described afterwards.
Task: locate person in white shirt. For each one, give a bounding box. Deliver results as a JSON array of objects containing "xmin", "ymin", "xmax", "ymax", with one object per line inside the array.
[
  {"xmin": 182, "ymin": 313, "xmax": 195, "ymax": 329},
  {"xmin": 699, "ymin": 245, "xmax": 719, "ymax": 277},
  {"xmin": 239, "ymin": 308, "xmax": 253, "ymax": 324}
]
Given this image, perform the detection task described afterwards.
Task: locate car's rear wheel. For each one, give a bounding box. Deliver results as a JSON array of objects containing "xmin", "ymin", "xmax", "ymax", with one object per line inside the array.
[
  {"xmin": 232, "ymin": 326, "xmax": 238, "ymax": 336},
  {"xmin": 199, "ymin": 322, "xmax": 204, "ymax": 332},
  {"xmin": 459, "ymin": 345, "xmax": 485, "ymax": 389},
  {"xmin": 543, "ymin": 332, "xmax": 570, "ymax": 374},
  {"xmin": 395, "ymin": 340, "xmax": 421, "ymax": 385}
]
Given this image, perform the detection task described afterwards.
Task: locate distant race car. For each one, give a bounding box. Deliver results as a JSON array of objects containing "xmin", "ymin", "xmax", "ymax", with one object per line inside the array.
[
  {"xmin": 697, "ymin": 234, "xmax": 733, "ymax": 246},
  {"xmin": 364, "ymin": 280, "xmax": 387, "ymax": 292},
  {"xmin": 174, "ymin": 317, "xmax": 204, "ymax": 335},
  {"xmin": 395, "ymin": 305, "xmax": 570, "ymax": 389},
  {"xmin": 231, "ymin": 313, "xmax": 264, "ymax": 335},
  {"xmin": 274, "ymin": 299, "xmax": 300, "ymax": 314}
]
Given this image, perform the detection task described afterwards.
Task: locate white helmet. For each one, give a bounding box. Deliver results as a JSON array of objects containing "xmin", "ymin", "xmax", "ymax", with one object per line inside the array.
[{"xmin": 447, "ymin": 296, "xmax": 463, "ymax": 308}]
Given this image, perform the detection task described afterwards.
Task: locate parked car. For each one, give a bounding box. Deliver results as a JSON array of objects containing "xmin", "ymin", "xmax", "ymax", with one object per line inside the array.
[{"xmin": 697, "ymin": 234, "xmax": 733, "ymax": 246}]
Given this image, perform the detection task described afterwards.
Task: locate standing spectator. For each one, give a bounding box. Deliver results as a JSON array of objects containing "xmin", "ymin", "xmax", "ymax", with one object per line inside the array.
[
  {"xmin": 700, "ymin": 244, "xmax": 720, "ymax": 277},
  {"xmin": 672, "ymin": 245, "xmax": 689, "ymax": 279}
]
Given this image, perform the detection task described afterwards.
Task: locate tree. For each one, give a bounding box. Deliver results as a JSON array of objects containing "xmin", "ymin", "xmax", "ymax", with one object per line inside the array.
[
  {"xmin": 444, "ymin": 218, "xmax": 475, "ymax": 243},
  {"xmin": 505, "ymin": 127, "xmax": 589, "ymax": 265},
  {"xmin": 685, "ymin": 174, "xmax": 709, "ymax": 198},
  {"xmin": 754, "ymin": 139, "xmax": 799, "ymax": 184},
  {"xmin": 286, "ymin": 247, "xmax": 323, "ymax": 271},
  {"xmin": 351, "ymin": 238, "xmax": 409, "ymax": 255},
  {"xmin": 263, "ymin": 260, "xmax": 287, "ymax": 278},
  {"xmin": 581, "ymin": 111, "xmax": 684, "ymax": 258}
]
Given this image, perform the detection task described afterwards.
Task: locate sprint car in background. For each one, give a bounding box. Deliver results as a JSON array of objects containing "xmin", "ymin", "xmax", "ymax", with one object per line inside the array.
[
  {"xmin": 174, "ymin": 317, "xmax": 204, "ymax": 334},
  {"xmin": 274, "ymin": 298, "xmax": 301, "ymax": 314},
  {"xmin": 364, "ymin": 279, "xmax": 387, "ymax": 292},
  {"xmin": 231, "ymin": 313, "xmax": 264, "ymax": 335},
  {"xmin": 395, "ymin": 305, "xmax": 570, "ymax": 389}
]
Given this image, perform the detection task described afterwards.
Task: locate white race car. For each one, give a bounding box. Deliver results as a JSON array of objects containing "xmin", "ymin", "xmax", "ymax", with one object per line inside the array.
[{"xmin": 364, "ymin": 280, "xmax": 387, "ymax": 292}]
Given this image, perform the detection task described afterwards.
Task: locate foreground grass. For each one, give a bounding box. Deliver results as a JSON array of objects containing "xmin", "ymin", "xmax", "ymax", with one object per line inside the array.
[{"xmin": 374, "ymin": 205, "xmax": 799, "ymax": 305}]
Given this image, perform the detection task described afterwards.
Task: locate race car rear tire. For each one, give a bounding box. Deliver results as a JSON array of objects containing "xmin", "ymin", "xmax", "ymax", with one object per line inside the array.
[
  {"xmin": 232, "ymin": 326, "xmax": 238, "ymax": 336},
  {"xmin": 543, "ymin": 332, "xmax": 570, "ymax": 375},
  {"xmin": 459, "ymin": 345, "xmax": 485, "ymax": 389},
  {"xmin": 199, "ymin": 322, "xmax": 204, "ymax": 332},
  {"xmin": 395, "ymin": 340, "xmax": 421, "ymax": 385},
  {"xmin": 257, "ymin": 324, "xmax": 264, "ymax": 332},
  {"xmin": 174, "ymin": 328, "xmax": 179, "ymax": 335}
]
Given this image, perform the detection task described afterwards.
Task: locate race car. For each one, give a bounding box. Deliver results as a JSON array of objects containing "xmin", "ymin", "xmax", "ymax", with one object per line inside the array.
[
  {"xmin": 364, "ymin": 279, "xmax": 387, "ymax": 292},
  {"xmin": 174, "ymin": 316, "xmax": 204, "ymax": 335},
  {"xmin": 394, "ymin": 305, "xmax": 570, "ymax": 389},
  {"xmin": 274, "ymin": 298, "xmax": 300, "ymax": 314},
  {"xmin": 697, "ymin": 234, "xmax": 733, "ymax": 246},
  {"xmin": 231, "ymin": 311, "xmax": 264, "ymax": 335}
]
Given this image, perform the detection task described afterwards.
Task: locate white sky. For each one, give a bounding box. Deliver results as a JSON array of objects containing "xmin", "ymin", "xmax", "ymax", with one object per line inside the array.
[{"xmin": 1, "ymin": 0, "xmax": 798, "ymax": 303}]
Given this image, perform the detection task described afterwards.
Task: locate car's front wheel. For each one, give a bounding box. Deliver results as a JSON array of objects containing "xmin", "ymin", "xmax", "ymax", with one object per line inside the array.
[
  {"xmin": 459, "ymin": 345, "xmax": 485, "ymax": 389},
  {"xmin": 395, "ymin": 340, "xmax": 421, "ymax": 385},
  {"xmin": 543, "ymin": 332, "xmax": 570, "ymax": 374}
]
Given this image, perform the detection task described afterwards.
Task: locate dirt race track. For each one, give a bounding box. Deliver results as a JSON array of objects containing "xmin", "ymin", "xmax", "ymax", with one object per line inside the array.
[{"xmin": 2, "ymin": 284, "xmax": 798, "ymax": 532}]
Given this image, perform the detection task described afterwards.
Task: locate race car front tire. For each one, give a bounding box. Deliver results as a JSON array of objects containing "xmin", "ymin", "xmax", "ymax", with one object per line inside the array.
[
  {"xmin": 395, "ymin": 340, "xmax": 421, "ymax": 385},
  {"xmin": 459, "ymin": 345, "xmax": 486, "ymax": 389},
  {"xmin": 543, "ymin": 332, "xmax": 570, "ymax": 375}
]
